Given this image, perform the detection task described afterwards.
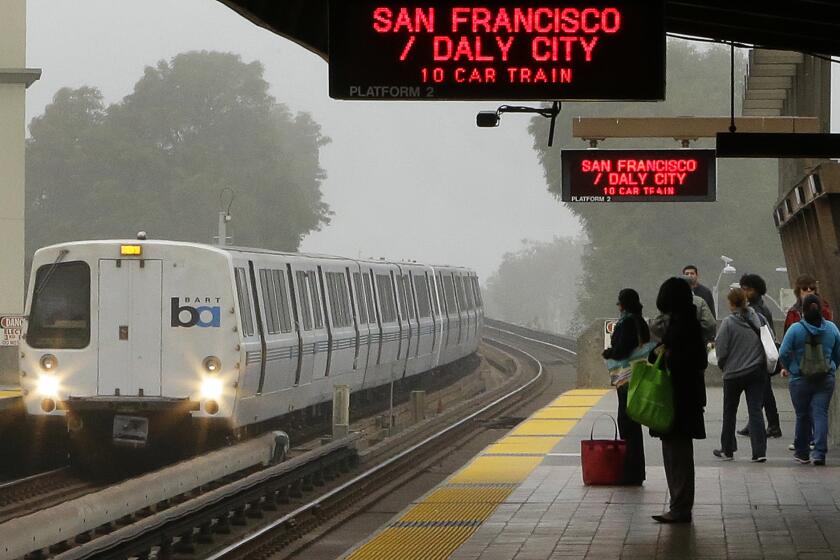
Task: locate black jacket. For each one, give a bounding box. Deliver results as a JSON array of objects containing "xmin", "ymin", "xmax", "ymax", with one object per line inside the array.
[
  {"xmin": 603, "ymin": 313, "xmax": 650, "ymax": 361},
  {"xmin": 650, "ymin": 310, "xmax": 708, "ymax": 440}
]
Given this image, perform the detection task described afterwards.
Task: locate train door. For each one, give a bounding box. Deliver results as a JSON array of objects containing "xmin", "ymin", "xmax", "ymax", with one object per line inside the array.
[
  {"xmin": 427, "ymin": 271, "xmax": 442, "ymax": 365},
  {"xmin": 361, "ymin": 268, "xmax": 381, "ymax": 387},
  {"xmin": 374, "ymin": 270, "xmax": 400, "ymax": 378},
  {"xmin": 322, "ymin": 266, "xmax": 356, "ymax": 377},
  {"xmin": 456, "ymin": 273, "xmax": 474, "ymax": 349},
  {"xmin": 450, "ymin": 273, "xmax": 464, "ymax": 347},
  {"xmin": 255, "ymin": 267, "xmax": 297, "ymax": 393},
  {"xmin": 412, "ymin": 272, "xmax": 434, "ymax": 363},
  {"xmin": 350, "ymin": 267, "xmax": 371, "ymax": 375},
  {"xmin": 289, "ymin": 266, "xmax": 317, "ymax": 386},
  {"xmin": 394, "ymin": 270, "xmax": 414, "ymax": 376},
  {"xmin": 97, "ymin": 259, "xmax": 163, "ymax": 396},
  {"xmin": 437, "ymin": 272, "xmax": 451, "ymax": 351}
]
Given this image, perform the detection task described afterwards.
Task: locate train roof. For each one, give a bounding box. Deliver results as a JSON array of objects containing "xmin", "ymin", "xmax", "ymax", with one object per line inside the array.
[{"xmin": 33, "ymin": 239, "xmax": 477, "ymax": 274}]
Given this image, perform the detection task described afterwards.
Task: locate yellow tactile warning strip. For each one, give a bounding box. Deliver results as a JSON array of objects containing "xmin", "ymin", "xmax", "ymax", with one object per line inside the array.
[
  {"xmin": 484, "ymin": 435, "xmax": 562, "ymax": 455},
  {"xmin": 347, "ymin": 526, "xmax": 476, "ymax": 560},
  {"xmin": 345, "ymin": 388, "xmax": 609, "ymax": 560}
]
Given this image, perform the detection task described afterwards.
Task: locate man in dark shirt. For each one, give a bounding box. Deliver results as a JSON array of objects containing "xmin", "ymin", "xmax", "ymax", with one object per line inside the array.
[{"xmin": 683, "ymin": 265, "xmax": 716, "ymax": 318}]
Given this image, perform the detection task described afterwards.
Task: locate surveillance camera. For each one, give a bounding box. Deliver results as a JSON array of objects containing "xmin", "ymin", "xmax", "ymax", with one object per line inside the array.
[
  {"xmin": 721, "ymin": 255, "xmax": 733, "ymax": 264},
  {"xmin": 476, "ymin": 111, "xmax": 500, "ymax": 128}
]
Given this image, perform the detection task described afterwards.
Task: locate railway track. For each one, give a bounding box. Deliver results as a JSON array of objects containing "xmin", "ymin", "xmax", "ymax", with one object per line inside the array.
[
  {"xmin": 0, "ymin": 468, "xmax": 101, "ymax": 525},
  {"xmin": 206, "ymin": 326, "xmax": 577, "ymax": 560}
]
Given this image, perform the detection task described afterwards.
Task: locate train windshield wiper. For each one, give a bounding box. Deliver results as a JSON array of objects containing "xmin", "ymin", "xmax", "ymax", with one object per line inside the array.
[{"xmin": 34, "ymin": 249, "xmax": 70, "ymax": 297}]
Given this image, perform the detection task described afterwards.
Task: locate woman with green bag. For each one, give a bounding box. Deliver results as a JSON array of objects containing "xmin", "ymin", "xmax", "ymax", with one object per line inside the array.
[{"xmin": 648, "ymin": 277, "xmax": 708, "ymax": 524}]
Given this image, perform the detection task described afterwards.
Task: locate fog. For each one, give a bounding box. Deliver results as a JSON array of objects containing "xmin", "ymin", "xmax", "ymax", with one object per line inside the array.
[{"xmin": 26, "ymin": 0, "xmax": 582, "ymax": 280}]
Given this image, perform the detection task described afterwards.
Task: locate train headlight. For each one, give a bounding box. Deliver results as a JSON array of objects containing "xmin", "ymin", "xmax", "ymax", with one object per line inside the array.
[
  {"xmin": 40, "ymin": 354, "xmax": 58, "ymax": 371},
  {"xmin": 200, "ymin": 375, "xmax": 224, "ymax": 401},
  {"xmin": 36, "ymin": 374, "xmax": 60, "ymax": 398},
  {"xmin": 202, "ymin": 356, "xmax": 222, "ymax": 373}
]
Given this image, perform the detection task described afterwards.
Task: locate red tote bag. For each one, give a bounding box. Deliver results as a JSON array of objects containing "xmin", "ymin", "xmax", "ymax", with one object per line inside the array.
[{"xmin": 581, "ymin": 415, "xmax": 626, "ymax": 486}]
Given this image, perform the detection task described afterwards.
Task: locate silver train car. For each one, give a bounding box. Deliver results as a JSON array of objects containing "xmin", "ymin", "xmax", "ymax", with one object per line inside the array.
[{"xmin": 19, "ymin": 239, "xmax": 483, "ymax": 459}]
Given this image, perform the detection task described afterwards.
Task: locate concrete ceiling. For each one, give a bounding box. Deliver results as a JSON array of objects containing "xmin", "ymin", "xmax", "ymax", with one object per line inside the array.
[{"xmin": 217, "ymin": 0, "xmax": 840, "ymax": 60}]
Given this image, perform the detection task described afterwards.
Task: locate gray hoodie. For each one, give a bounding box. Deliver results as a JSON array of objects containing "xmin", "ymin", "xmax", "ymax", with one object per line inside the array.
[{"xmin": 715, "ymin": 306, "xmax": 765, "ymax": 379}]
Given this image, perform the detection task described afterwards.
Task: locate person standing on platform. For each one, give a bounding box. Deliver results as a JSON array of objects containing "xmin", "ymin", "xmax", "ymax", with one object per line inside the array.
[
  {"xmin": 683, "ymin": 265, "xmax": 716, "ymax": 319},
  {"xmin": 602, "ymin": 288, "xmax": 657, "ymax": 486},
  {"xmin": 779, "ymin": 294, "xmax": 840, "ymax": 465},
  {"xmin": 782, "ymin": 274, "xmax": 833, "ymax": 452},
  {"xmin": 784, "ymin": 274, "xmax": 833, "ymax": 333},
  {"xmin": 713, "ymin": 288, "xmax": 768, "ymax": 463},
  {"xmin": 650, "ymin": 277, "xmax": 707, "ymax": 524},
  {"xmin": 737, "ymin": 273, "xmax": 782, "ymax": 439}
]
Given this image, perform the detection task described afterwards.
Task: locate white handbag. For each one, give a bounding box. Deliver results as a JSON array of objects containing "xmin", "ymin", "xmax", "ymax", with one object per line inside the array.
[{"xmin": 759, "ymin": 324, "xmax": 779, "ymax": 374}]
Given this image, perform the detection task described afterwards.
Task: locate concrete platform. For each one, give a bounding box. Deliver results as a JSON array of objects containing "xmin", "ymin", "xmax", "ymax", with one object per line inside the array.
[{"xmin": 343, "ymin": 384, "xmax": 840, "ymax": 560}]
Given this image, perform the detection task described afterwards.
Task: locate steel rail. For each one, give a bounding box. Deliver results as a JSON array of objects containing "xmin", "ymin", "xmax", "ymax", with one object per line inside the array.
[
  {"xmin": 207, "ymin": 332, "xmax": 553, "ymax": 560},
  {"xmin": 484, "ymin": 325, "xmax": 578, "ymax": 356},
  {"xmin": 0, "ymin": 466, "xmax": 68, "ymax": 491}
]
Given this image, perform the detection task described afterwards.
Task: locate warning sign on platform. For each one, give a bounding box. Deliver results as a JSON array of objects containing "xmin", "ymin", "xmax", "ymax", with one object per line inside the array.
[{"xmin": 0, "ymin": 315, "xmax": 25, "ymax": 346}]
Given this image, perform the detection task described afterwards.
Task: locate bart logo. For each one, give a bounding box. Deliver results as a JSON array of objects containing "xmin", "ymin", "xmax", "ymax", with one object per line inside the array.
[{"xmin": 171, "ymin": 298, "xmax": 221, "ymax": 328}]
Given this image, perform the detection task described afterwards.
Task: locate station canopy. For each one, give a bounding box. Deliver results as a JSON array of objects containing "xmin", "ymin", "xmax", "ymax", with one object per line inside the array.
[{"xmin": 218, "ymin": 0, "xmax": 840, "ymax": 60}]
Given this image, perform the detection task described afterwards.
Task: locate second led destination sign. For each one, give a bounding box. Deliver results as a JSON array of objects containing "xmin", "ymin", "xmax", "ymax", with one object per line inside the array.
[
  {"xmin": 329, "ymin": 1, "xmax": 665, "ymax": 100},
  {"xmin": 561, "ymin": 150, "xmax": 717, "ymax": 202}
]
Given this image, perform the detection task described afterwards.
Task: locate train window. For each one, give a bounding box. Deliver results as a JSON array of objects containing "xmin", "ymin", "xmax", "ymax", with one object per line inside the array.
[
  {"xmin": 472, "ymin": 277, "xmax": 483, "ymax": 307},
  {"xmin": 352, "ymin": 273, "xmax": 368, "ymax": 324},
  {"xmin": 364, "ymin": 272, "xmax": 377, "ymax": 324},
  {"xmin": 443, "ymin": 275, "xmax": 457, "ymax": 312},
  {"xmin": 430, "ymin": 273, "xmax": 440, "ymax": 316},
  {"xmin": 234, "ymin": 268, "xmax": 255, "ymax": 337},
  {"xmin": 27, "ymin": 261, "xmax": 91, "ymax": 349},
  {"xmin": 414, "ymin": 275, "xmax": 431, "ymax": 318},
  {"xmin": 464, "ymin": 276, "xmax": 475, "ymax": 310},
  {"xmin": 376, "ymin": 273, "xmax": 397, "ymax": 323},
  {"xmin": 437, "ymin": 274, "xmax": 448, "ymax": 313},
  {"xmin": 259, "ymin": 269, "xmax": 280, "ymax": 334},
  {"xmin": 455, "ymin": 276, "xmax": 468, "ymax": 310},
  {"xmin": 307, "ymin": 271, "xmax": 324, "ymax": 329},
  {"xmin": 272, "ymin": 270, "xmax": 293, "ymax": 333},
  {"xmin": 326, "ymin": 272, "xmax": 352, "ymax": 328},
  {"xmin": 397, "ymin": 275, "xmax": 415, "ymax": 320},
  {"xmin": 295, "ymin": 270, "xmax": 313, "ymax": 331}
]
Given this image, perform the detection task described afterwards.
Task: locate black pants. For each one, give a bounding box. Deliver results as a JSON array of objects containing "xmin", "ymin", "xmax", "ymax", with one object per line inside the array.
[
  {"xmin": 762, "ymin": 375, "xmax": 780, "ymax": 428},
  {"xmin": 661, "ymin": 436, "xmax": 694, "ymax": 517},
  {"xmin": 616, "ymin": 384, "xmax": 645, "ymax": 483},
  {"xmin": 723, "ymin": 367, "xmax": 767, "ymax": 458}
]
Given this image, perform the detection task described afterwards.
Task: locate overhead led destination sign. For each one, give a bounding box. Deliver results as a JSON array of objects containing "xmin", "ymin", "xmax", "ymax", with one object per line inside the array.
[
  {"xmin": 329, "ymin": 0, "xmax": 665, "ymax": 101},
  {"xmin": 561, "ymin": 150, "xmax": 717, "ymax": 202}
]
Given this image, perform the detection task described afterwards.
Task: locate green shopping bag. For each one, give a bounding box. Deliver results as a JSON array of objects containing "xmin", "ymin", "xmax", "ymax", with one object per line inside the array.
[{"xmin": 627, "ymin": 350, "xmax": 674, "ymax": 433}]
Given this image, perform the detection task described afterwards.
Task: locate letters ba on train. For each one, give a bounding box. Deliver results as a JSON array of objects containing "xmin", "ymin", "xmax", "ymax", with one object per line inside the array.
[
  {"xmin": 328, "ymin": 0, "xmax": 665, "ymax": 101},
  {"xmin": 561, "ymin": 150, "xmax": 717, "ymax": 203}
]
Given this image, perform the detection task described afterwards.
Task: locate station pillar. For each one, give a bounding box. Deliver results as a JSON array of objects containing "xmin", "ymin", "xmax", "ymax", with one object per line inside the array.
[{"xmin": 0, "ymin": 0, "xmax": 40, "ymax": 383}]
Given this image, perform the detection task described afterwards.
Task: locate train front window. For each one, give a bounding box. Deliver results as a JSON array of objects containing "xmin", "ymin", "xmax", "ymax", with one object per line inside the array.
[{"xmin": 27, "ymin": 261, "xmax": 91, "ymax": 349}]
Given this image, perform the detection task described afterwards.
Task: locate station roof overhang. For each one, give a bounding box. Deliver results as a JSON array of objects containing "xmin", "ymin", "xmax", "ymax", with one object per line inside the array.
[{"xmin": 217, "ymin": 0, "xmax": 840, "ymax": 61}]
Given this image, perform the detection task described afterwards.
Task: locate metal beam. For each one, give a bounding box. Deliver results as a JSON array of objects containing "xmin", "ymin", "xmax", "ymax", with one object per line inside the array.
[{"xmin": 572, "ymin": 117, "xmax": 819, "ymax": 139}]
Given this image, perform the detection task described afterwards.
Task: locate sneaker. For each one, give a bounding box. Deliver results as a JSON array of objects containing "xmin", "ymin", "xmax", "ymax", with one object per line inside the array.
[
  {"xmin": 788, "ymin": 443, "xmax": 795, "ymax": 451},
  {"xmin": 814, "ymin": 458, "xmax": 826, "ymax": 466},
  {"xmin": 713, "ymin": 449, "xmax": 734, "ymax": 461},
  {"xmin": 767, "ymin": 426, "xmax": 783, "ymax": 438},
  {"xmin": 751, "ymin": 456, "xmax": 767, "ymax": 463},
  {"xmin": 811, "ymin": 441, "xmax": 816, "ymax": 450},
  {"xmin": 794, "ymin": 456, "xmax": 811, "ymax": 465},
  {"xmin": 737, "ymin": 426, "xmax": 750, "ymax": 436}
]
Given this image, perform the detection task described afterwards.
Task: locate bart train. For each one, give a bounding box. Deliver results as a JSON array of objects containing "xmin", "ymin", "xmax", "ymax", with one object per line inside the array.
[{"xmin": 19, "ymin": 239, "xmax": 483, "ymax": 461}]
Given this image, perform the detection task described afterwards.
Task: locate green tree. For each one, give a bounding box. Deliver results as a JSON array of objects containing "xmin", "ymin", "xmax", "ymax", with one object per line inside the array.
[
  {"xmin": 485, "ymin": 237, "xmax": 584, "ymax": 334},
  {"xmin": 26, "ymin": 51, "xmax": 331, "ymax": 256},
  {"xmin": 529, "ymin": 41, "xmax": 784, "ymax": 326}
]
